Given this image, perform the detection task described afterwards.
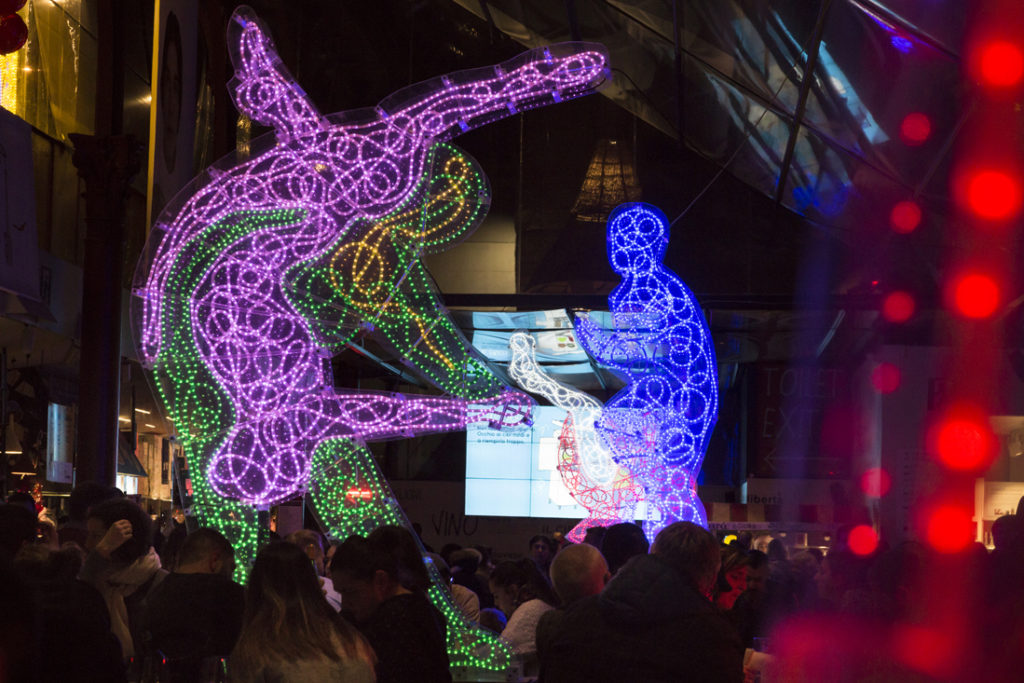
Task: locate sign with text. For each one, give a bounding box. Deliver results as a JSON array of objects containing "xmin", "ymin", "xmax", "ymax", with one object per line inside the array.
[{"xmin": 751, "ymin": 364, "xmax": 857, "ymax": 479}]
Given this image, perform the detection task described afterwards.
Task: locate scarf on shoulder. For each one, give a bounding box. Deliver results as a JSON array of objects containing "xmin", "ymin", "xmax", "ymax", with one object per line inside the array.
[{"xmin": 99, "ymin": 547, "xmax": 162, "ymax": 659}]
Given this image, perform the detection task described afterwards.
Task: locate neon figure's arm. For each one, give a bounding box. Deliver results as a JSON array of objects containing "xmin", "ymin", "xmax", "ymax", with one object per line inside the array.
[{"xmin": 574, "ymin": 316, "xmax": 649, "ymax": 368}]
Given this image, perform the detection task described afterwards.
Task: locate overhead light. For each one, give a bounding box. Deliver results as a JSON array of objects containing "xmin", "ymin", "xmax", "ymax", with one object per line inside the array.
[
  {"xmin": 145, "ymin": 423, "xmax": 156, "ymax": 429},
  {"xmin": 119, "ymin": 416, "xmax": 131, "ymax": 423},
  {"xmin": 4, "ymin": 416, "xmax": 21, "ymax": 455},
  {"xmin": 135, "ymin": 408, "xmax": 151, "ymax": 415}
]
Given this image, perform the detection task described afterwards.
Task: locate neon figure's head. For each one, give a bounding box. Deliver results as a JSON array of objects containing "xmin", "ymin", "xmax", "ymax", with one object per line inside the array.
[{"xmin": 607, "ymin": 203, "xmax": 669, "ymax": 276}]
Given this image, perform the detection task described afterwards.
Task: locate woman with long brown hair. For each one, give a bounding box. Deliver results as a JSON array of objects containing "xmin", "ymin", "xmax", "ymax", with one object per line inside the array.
[{"xmin": 230, "ymin": 541, "xmax": 375, "ymax": 681}]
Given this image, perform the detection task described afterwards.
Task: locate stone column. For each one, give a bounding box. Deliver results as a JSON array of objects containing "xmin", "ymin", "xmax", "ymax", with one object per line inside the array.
[{"xmin": 71, "ymin": 134, "xmax": 140, "ymax": 486}]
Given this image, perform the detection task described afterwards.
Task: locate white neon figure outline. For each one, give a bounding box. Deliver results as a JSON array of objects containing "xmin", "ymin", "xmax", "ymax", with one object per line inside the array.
[{"xmin": 508, "ymin": 332, "xmax": 643, "ymax": 541}]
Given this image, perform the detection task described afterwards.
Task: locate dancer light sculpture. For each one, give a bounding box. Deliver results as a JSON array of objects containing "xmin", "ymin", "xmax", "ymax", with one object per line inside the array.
[
  {"xmin": 131, "ymin": 6, "xmax": 608, "ymax": 673},
  {"xmin": 508, "ymin": 332, "xmax": 643, "ymax": 541},
  {"xmin": 575, "ymin": 203, "xmax": 718, "ymax": 538}
]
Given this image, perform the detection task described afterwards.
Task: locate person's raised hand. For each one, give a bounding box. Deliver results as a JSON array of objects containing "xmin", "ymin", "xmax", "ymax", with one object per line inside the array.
[{"xmin": 96, "ymin": 519, "xmax": 134, "ymax": 558}]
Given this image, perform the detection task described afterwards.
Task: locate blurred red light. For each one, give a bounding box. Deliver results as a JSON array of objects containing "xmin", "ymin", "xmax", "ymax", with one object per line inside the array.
[
  {"xmin": 893, "ymin": 624, "xmax": 955, "ymax": 676},
  {"xmin": 889, "ymin": 200, "xmax": 922, "ymax": 233},
  {"xmin": 951, "ymin": 273, "xmax": 1000, "ymax": 318},
  {"xmin": 848, "ymin": 525, "xmax": 878, "ymax": 555},
  {"xmin": 926, "ymin": 505, "xmax": 974, "ymax": 553},
  {"xmin": 882, "ymin": 291, "xmax": 915, "ymax": 323},
  {"xmin": 935, "ymin": 416, "xmax": 996, "ymax": 471},
  {"xmin": 965, "ymin": 170, "xmax": 1022, "ymax": 220},
  {"xmin": 859, "ymin": 467, "xmax": 892, "ymax": 497},
  {"xmin": 899, "ymin": 113, "xmax": 931, "ymax": 145},
  {"xmin": 978, "ymin": 41, "xmax": 1024, "ymax": 87},
  {"xmin": 870, "ymin": 362, "xmax": 901, "ymax": 393}
]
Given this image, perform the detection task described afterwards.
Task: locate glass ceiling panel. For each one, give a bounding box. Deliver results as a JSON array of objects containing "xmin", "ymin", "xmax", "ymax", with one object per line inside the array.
[{"xmin": 795, "ymin": 0, "xmax": 962, "ymax": 195}]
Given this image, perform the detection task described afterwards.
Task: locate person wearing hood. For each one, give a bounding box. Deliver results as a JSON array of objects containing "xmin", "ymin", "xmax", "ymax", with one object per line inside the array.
[
  {"xmin": 536, "ymin": 521, "xmax": 744, "ymax": 683},
  {"xmin": 80, "ymin": 496, "xmax": 168, "ymax": 670}
]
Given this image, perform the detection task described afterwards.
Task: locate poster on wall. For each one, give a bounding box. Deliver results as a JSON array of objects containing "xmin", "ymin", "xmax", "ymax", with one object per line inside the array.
[
  {"xmin": 0, "ymin": 105, "xmax": 40, "ymax": 302},
  {"xmin": 45, "ymin": 403, "xmax": 74, "ymax": 484}
]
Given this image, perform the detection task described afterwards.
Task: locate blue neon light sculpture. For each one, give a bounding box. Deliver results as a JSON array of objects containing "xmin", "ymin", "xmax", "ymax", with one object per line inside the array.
[{"xmin": 575, "ymin": 202, "xmax": 718, "ymax": 539}]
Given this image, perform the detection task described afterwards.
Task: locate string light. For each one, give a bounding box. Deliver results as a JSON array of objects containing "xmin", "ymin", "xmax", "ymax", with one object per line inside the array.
[
  {"xmin": 131, "ymin": 6, "xmax": 606, "ymax": 671},
  {"xmin": 508, "ymin": 332, "xmax": 643, "ymax": 542},
  {"xmin": 575, "ymin": 203, "xmax": 718, "ymax": 540}
]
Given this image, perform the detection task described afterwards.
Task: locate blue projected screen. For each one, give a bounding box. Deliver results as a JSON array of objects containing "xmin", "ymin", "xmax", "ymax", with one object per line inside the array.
[{"xmin": 465, "ymin": 405, "xmax": 586, "ymax": 519}]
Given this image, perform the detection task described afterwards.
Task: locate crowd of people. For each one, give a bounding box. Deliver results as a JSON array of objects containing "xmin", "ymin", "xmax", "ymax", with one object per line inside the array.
[{"xmin": 4, "ymin": 484, "xmax": 1024, "ymax": 682}]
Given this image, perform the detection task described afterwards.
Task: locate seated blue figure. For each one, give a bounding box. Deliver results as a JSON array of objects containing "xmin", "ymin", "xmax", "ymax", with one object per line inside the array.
[{"xmin": 575, "ymin": 202, "xmax": 718, "ymax": 539}]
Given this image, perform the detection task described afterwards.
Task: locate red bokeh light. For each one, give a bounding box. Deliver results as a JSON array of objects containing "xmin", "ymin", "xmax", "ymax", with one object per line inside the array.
[
  {"xmin": 889, "ymin": 200, "xmax": 922, "ymax": 233},
  {"xmin": 899, "ymin": 113, "xmax": 931, "ymax": 145},
  {"xmin": 978, "ymin": 40, "xmax": 1024, "ymax": 87},
  {"xmin": 881, "ymin": 291, "xmax": 915, "ymax": 323},
  {"xmin": 965, "ymin": 170, "xmax": 1022, "ymax": 220},
  {"xmin": 950, "ymin": 273, "xmax": 1000, "ymax": 318},
  {"xmin": 893, "ymin": 624, "xmax": 956, "ymax": 677},
  {"xmin": 848, "ymin": 525, "xmax": 879, "ymax": 556},
  {"xmin": 859, "ymin": 467, "xmax": 892, "ymax": 498},
  {"xmin": 925, "ymin": 505, "xmax": 974, "ymax": 553},
  {"xmin": 870, "ymin": 363, "xmax": 901, "ymax": 394},
  {"xmin": 934, "ymin": 414, "xmax": 997, "ymax": 471}
]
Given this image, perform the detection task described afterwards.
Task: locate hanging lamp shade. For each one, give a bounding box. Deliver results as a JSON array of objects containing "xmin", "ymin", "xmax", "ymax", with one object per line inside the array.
[{"xmin": 571, "ymin": 138, "xmax": 642, "ymax": 223}]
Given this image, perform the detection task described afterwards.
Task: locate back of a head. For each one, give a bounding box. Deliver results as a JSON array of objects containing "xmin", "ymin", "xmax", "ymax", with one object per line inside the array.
[
  {"xmin": 246, "ymin": 541, "xmax": 329, "ymax": 619},
  {"xmin": 448, "ymin": 547, "xmax": 482, "ymax": 574},
  {"xmin": 549, "ymin": 543, "xmax": 609, "ymax": 604},
  {"xmin": 651, "ymin": 522, "xmax": 720, "ymax": 592},
  {"xmin": 583, "ymin": 526, "xmax": 606, "ymax": 551},
  {"xmin": 286, "ymin": 528, "xmax": 324, "ymax": 554},
  {"xmin": 5, "ymin": 492, "xmax": 36, "ymax": 514},
  {"xmin": 236, "ymin": 541, "xmax": 367, "ymax": 672},
  {"xmin": 177, "ymin": 528, "xmax": 235, "ymax": 570},
  {"xmin": 602, "ymin": 522, "xmax": 649, "ymax": 574},
  {"xmin": 367, "ymin": 525, "xmax": 429, "ymax": 593},
  {"xmin": 490, "ymin": 557, "xmax": 558, "ymax": 607},
  {"xmin": 0, "ymin": 503, "xmax": 37, "ymax": 563},
  {"xmin": 69, "ymin": 482, "xmax": 121, "ymax": 522},
  {"xmin": 991, "ymin": 514, "xmax": 1022, "ymax": 551},
  {"xmin": 767, "ymin": 538, "xmax": 788, "ymax": 562},
  {"xmin": 86, "ymin": 496, "xmax": 151, "ymax": 564}
]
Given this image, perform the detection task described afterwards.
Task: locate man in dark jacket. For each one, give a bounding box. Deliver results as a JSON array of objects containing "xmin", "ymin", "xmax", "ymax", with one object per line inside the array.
[
  {"xmin": 144, "ymin": 528, "xmax": 244, "ymax": 680},
  {"xmin": 536, "ymin": 522, "xmax": 744, "ymax": 683}
]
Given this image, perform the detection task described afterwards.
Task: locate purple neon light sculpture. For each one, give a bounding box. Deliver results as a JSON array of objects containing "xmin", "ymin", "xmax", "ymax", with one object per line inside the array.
[{"xmin": 131, "ymin": 5, "xmax": 608, "ymax": 672}]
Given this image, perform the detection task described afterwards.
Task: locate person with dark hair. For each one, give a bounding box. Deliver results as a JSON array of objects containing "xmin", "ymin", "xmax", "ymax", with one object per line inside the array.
[
  {"xmin": 79, "ymin": 496, "xmax": 167, "ymax": 664},
  {"xmin": 13, "ymin": 544, "xmax": 127, "ymax": 682},
  {"xmin": 448, "ymin": 546, "xmax": 491, "ymax": 609},
  {"xmin": 287, "ymin": 528, "xmax": 342, "ymax": 611},
  {"xmin": 58, "ymin": 481, "xmax": 121, "ymax": 549},
  {"xmin": 714, "ymin": 545, "xmax": 751, "ymax": 610},
  {"xmin": 601, "ymin": 522, "xmax": 649, "ymax": 575},
  {"xmin": 489, "ymin": 557, "xmax": 559, "ymax": 670},
  {"xmin": 0, "ymin": 502, "xmax": 37, "ymax": 564},
  {"xmin": 144, "ymin": 528, "xmax": 245, "ymax": 681},
  {"xmin": 6, "ymin": 490, "xmax": 37, "ymax": 514},
  {"xmin": 330, "ymin": 525, "xmax": 452, "ymax": 683},
  {"xmin": 583, "ymin": 525, "xmax": 607, "ymax": 551},
  {"xmin": 230, "ymin": 541, "xmax": 374, "ymax": 682},
  {"xmin": 536, "ymin": 522, "xmax": 743, "ymax": 683},
  {"xmin": 528, "ymin": 534, "xmax": 556, "ymax": 576},
  {"xmin": 158, "ymin": 506, "xmax": 188, "ymax": 570}
]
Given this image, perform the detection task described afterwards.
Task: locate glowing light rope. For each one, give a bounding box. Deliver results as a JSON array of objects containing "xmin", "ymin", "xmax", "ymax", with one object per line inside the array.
[
  {"xmin": 131, "ymin": 6, "xmax": 607, "ymax": 673},
  {"xmin": 508, "ymin": 333, "xmax": 643, "ymax": 542},
  {"xmin": 291, "ymin": 141, "xmax": 501, "ymax": 399},
  {"xmin": 575, "ymin": 203, "xmax": 718, "ymax": 538}
]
